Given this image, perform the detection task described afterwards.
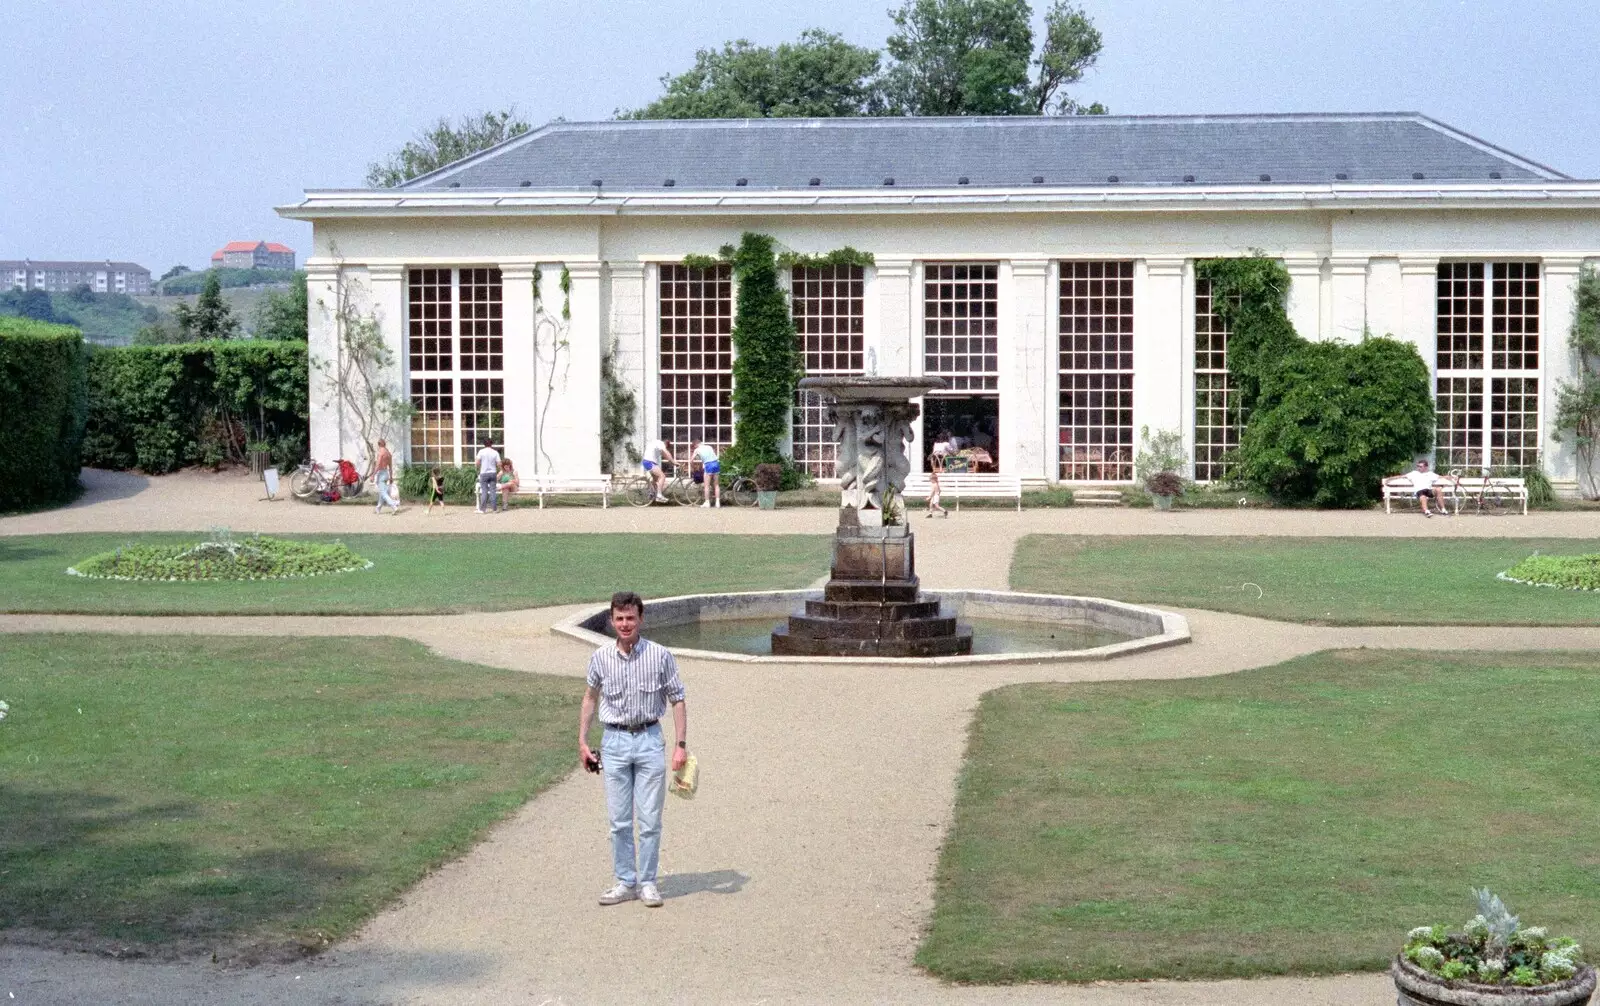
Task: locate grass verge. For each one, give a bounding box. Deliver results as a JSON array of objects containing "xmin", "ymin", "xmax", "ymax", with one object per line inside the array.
[
  {"xmin": 0, "ymin": 532, "xmax": 831, "ymax": 615},
  {"xmin": 1011, "ymin": 535, "xmax": 1600, "ymax": 625},
  {"xmin": 919, "ymin": 650, "xmax": 1600, "ymax": 982},
  {"xmin": 0, "ymin": 633, "xmax": 583, "ymax": 960}
]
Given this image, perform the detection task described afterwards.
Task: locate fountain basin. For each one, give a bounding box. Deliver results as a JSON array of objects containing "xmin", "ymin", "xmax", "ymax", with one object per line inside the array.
[{"xmin": 552, "ymin": 589, "xmax": 1189, "ymax": 665}]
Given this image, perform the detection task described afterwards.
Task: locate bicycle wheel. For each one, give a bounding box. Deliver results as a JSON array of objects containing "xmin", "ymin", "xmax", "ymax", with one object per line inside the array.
[
  {"xmin": 670, "ymin": 475, "xmax": 699, "ymax": 506},
  {"xmin": 727, "ymin": 476, "xmax": 758, "ymax": 507},
  {"xmin": 1480, "ymin": 486, "xmax": 1512, "ymax": 516},
  {"xmin": 290, "ymin": 467, "xmax": 316, "ymax": 499},
  {"xmin": 622, "ymin": 476, "xmax": 655, "ymax": 507}
]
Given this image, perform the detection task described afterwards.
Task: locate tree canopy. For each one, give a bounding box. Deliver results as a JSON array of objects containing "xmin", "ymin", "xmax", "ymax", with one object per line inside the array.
[
  {"xmin": 366, "ymin": 109, "xmax": 532, "ymax": 188},
  {"xmin": 622, "ymin": 30, "xmax": 884, "ymax": 119},
  {"xmin": 253, "ymin": 272, "xmax": 309, "ymax": 341},
  {"xmin": 172, "ymin": 272, "xmax": 240, "ymax": 342}
]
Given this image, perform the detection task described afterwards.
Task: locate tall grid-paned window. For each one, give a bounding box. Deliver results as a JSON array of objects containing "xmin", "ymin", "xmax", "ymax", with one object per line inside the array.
[
  {"xmin": 924, "ymin": 263, "xmax": 999, "ymax": 391},
  {"xmin": 792, "ymin": 264, "xmax": 865, "ymax": 478},
  {"xmin": 407, "ymin": 267, "xmax": 504, "ymax": 465},
  {"xmin": 1435, "ymin": 262, "xmax": 1540, "ymax": 471},
  {"xmin": 1059, "ymin": 261, "xmax": 1134, "ymax": 481},
  {"xmin": 1193, "ymin": 278, "xmax": 1242, "ymax": 482},
  {"xmin": 658, "ymin": 263, "xmax": 734, "ymax": 459}
]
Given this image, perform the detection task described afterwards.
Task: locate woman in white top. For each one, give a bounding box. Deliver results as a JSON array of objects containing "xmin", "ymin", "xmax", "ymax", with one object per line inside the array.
[{"xmin": 690, "ymin": 439, "xmax": 721, "ymax": 508}]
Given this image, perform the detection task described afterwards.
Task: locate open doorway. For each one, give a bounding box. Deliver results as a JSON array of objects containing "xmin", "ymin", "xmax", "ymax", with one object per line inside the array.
[{"xmin": 922, "ymin": 394, "xmax": 999, "ymax": 471}]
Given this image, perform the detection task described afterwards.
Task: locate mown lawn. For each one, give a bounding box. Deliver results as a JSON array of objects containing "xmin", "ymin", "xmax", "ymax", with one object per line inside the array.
[
  {"xmin": 1011, "ymin": 535, "xmax": 1600, "ymax": 625},
  {"xmin": 0, "ymin": 533, "xmax": 831, "ymax": 615},
  {"xmin": 919, "ymin": 650, "xmax": 1600, "ymax": 982},
  {"xmin": 0, "ymin": 634, "xmax": 583, "ymax": 959}
]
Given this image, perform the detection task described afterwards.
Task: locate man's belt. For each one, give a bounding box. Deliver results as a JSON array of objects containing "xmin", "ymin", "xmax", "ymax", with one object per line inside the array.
[{"xmin": 605, "ymin": 719, "xmax": 659, "ymax": 733}]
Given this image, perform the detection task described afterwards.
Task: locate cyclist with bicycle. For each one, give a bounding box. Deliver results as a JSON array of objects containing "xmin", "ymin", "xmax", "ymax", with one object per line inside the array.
[
  {"xmin": 690, "ymin": 439, "xmax": 721, "ymax": 508},
  {"xmin": 642, "ymin": 438, "xmax": 675, "ymax": 504}
]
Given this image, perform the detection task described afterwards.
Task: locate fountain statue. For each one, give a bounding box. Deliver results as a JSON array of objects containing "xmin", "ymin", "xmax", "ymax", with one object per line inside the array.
[{"xmin": 771, "ymin": 376, "xmax": 974, "ymax": 657}]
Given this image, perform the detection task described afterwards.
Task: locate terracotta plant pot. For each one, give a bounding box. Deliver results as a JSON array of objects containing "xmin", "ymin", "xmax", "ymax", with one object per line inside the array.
[{"xmin": 1392, "ymin": 957, "xmax": 1596, "ymax": 1006}]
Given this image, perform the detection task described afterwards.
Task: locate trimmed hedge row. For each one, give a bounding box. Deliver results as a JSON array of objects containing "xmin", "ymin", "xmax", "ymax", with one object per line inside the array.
[
  {"xmin": 83, "ymin": 341, "xmax": 308, "ymax": 473},
  {"xmin": 0, "ymin": 317, "xmax": 88, "ymax": 510}
]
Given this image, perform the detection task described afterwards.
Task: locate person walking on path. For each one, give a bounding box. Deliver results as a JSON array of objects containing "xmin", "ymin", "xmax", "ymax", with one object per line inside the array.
[
  {"xmin": 690, "ymin": 439, "xmax": 721, "ymax": 508},
  {"xmin": 373, "ymin": 439, "xmax": 401, "ymax": 515},
  {"xmin": 642, "ymin": 439, "xmax": 675, "ymax": 504},
  {"xmin": 473, "ymin": 437, "xmax": 501, "ymax": 514},
  {"xmin": 926, "ymin": 431, "xmax": 951, "ymax": 518},
  {"xmin": 425, "ymin": 467, "xmax": 446, "ymax": 514},
  {"xmin": 578, "ymin": 591, "xmax": 689, "ymax": 909}
]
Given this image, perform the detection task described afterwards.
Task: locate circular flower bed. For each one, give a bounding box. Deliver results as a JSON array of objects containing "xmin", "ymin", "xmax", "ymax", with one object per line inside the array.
[
  {"xmin": 68, "ymin": 536, "xmax": 371, "ymax": 582},
  {"xmin": 1499, "ymin": 554, "xmax": 1600, "ymax": 591}
]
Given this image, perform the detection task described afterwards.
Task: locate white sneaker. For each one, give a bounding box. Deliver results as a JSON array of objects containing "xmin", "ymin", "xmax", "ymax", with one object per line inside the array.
[
  {"xmin": 714, "ymin": 500, "xmax": 721, "ymax": 508},
  {"xmin": 639, "ymin": 882, "xmax": 663, "ymax": 907},
  {"xmin": 699, "ymin": 501, "xmax": 710, "ymax": 508},
  {"xmin": 598, "ymin": 882, "xmax": 637, "ymax": 906},
  {"xmin": 655, "ymin": 495, "xmax": 668, "ymax": 503}
]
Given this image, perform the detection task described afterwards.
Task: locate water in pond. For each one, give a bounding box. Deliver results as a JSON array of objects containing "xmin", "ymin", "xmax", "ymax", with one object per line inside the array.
[{"xmin": 643, "ymin": 616, "xmax": 1133, "ymax": 656}]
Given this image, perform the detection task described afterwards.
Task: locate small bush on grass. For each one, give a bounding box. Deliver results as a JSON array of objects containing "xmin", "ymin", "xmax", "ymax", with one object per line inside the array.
[
  {"xmin": 1501, "ymin": 553, "xmax": 1600, "ymax": 591},
  {"xmin": 70, "ymin": 535, "xmax": 368, "ymax": 581}
]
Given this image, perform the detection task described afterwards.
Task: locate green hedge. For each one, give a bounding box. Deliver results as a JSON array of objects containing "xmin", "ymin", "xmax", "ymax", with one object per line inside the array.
[
  {"xmin": 0, "ymin": 317, "xmax": 88, "ymax": 510},
  {"xmin": 83, "ymin": 341, "xmax": 308, "ymax": 473}
]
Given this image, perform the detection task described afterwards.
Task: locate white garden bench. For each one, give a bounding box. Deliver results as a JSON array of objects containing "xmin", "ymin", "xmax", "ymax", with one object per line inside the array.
[
  {"xmin": 1381, "ymin": 475, "xmax": 1528, "ymax": 515},
  {"xmin": 520, "ymin": 474, "xmax": 614, "ymax": 509},
  {"xmin": 902, "ymin": 472, "xmax": 1024, "ymax": 511}
]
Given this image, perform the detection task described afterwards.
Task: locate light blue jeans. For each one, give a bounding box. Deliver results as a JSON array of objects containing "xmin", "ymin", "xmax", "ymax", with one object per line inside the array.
[
  {"xmin": 374, "ymin": 471, "xmax": 398, "ymax": 512},
  {"xmin": 601, "ymin": 723, "xmax": 667, "ymax": 887}
]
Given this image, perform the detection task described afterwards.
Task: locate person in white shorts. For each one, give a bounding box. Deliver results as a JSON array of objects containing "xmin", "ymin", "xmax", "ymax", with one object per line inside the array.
[
  {"xmin": 690, "ymin": 439, "xmax": 721, "ymax": 508},
  {"xmin": 641, "ymin": 439, "xmax": 675, "ymax": 504}
]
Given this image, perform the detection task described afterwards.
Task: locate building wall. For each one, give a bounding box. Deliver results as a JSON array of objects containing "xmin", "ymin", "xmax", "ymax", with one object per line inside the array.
[{"xmin": 304, "ymin": 207, "xmax": 1600, "ymax": 489}]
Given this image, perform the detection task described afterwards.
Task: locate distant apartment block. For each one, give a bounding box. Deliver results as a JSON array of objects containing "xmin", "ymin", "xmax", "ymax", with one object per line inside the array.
[
  {"xmin": 3, "ymin": 260, "xmax": 152, "ymax": 295},
  {"xmin": 211, "ymin": 241, "xmax": 296, "ymax": 271}
]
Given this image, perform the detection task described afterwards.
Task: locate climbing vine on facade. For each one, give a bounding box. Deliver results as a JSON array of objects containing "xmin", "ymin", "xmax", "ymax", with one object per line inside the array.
[
  {"xmin": 722, "ymin": 232, "xmax": 803, "ymax": 475},
  {"xmin": 532, "ymin": 265, "xmax": 572, "ymax": 472},
  {"xmin": 1553, "ymin": 264, "xmax": 1600, "ymax": 498}
]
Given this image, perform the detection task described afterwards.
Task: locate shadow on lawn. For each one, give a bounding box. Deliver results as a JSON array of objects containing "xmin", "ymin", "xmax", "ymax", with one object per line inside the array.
[
  {"xmin": 0, "ymin": 785, "xmax": 362, "ymax": 961},
  {"xmin": 0, "ymin": 540, "xmax": 59, "ymax": 563}
]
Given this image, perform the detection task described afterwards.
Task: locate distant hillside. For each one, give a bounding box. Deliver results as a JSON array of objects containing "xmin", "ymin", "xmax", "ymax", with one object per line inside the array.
[
  {"xmin": 158, "ymin": 267, "xmax": 299, "ymax": 295},
  {"xmin": 0, "ymin": 289, "xmax": 159, "ymax": 344}
]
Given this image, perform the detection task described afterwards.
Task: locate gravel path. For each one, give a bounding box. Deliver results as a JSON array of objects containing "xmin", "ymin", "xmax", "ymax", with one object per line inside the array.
[{"xmin": 5, "ymin": 469, "xmax": 1597, "ymax": 1004}]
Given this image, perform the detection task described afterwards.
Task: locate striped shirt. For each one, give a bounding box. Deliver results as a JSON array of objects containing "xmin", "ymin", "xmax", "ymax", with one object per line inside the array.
[{"xmin": 587, "ymin": 638, "xmax": 685, "ymax": 727}]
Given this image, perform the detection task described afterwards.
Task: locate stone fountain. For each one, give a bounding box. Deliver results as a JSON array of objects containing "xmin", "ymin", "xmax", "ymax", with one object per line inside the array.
[{"xmin": 770, "ymin": 376, "xmax": 974, "ymax": 657}]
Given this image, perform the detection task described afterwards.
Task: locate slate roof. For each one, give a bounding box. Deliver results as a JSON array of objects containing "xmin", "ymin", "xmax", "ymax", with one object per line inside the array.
[{"xmin": 398, "ymin": 113, "xmax": 1566, "ymax": 192}]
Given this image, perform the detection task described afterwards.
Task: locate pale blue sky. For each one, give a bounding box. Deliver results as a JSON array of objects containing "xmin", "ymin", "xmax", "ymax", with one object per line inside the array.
[{"xmin": 4, "ymin": 0, "xmax": 1596, "ymax": 273}]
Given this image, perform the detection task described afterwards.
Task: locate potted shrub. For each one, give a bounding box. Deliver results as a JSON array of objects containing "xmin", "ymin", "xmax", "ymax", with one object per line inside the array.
[
  {"xmin": 1393, "ymin": 890, "xmax": 1594, "ymax": 1006},
  {"xmin": 247, "ymin": 441, "xmax": 273, "ymax": 478},
  {"xmin": 753, "ymin": 463, "xmax": 783, "ymax": 510},
  {"xmin": 1145, "ymin": 470, "xmax": 1184, "ymax": 511}
]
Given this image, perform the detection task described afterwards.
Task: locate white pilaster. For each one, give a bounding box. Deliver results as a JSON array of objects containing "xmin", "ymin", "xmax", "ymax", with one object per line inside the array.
[
  {"xmin": 1398, "ymin": 257, "xmax": 1439, "ymax": 368},
  {"xmin": 874, "ymin": 257, "xmax": 915, "ymax": 378},
  {"xmin": 535, "ymin": 262, "xmax": 604, "ymax": 474},
  {"xmin": 1329, "ymin": 257, "xmax": 1368, "ymax": 342},
  {"xmin": 1006, "ymin": 259, "xmax": 1051, "ymax": 481},
  {"xmin": 499, "ymin": 264, "xmax": 537, "ymax": 473},
  {"xmin": 607, "ymin": 262, "xmax": 647, "ymax": 468},
  {"xmin": 1366, "ymin": 257, "xmax": 1403, "ymax": 340},
  {"xmin": 364, "ymin": 264, "xmax": 406, "ymax": 472},
  {"xmin": 1283, "ymin": 255, "xmax": 1322, "ymax": 340},
  {"xmin": 1179, "ymin": 260, "xmax": 1197, "ymax": 474},
  {"xmin": 1137, "ymin": 258, "xmax": 1187, "ymax": 460},
  {"xmin": 1542, "ymin": 258, "xmax": 1586, "ymax": 488},
  {"xmin": 305, "ymin": 263, "xmax": 342, "ymax": 464}
]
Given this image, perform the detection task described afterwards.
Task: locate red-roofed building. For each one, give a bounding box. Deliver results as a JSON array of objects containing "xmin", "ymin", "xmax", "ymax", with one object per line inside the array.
[{"xmin": 210, "ymin": 241, "xmax": 295, "ymax": 271}]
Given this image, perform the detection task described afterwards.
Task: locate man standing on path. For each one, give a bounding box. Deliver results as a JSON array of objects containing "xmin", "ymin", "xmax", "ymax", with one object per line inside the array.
[
  {"xmin": 373, "ymin": 439, "xmax": 400, "ymax": 515},
  {"xmin": 578, "ymin": 591, "xmax": 688, "ymax": 908},
  {"xmin": 473, "ymin": 436, "xmax": 501, "ymax": 514}
]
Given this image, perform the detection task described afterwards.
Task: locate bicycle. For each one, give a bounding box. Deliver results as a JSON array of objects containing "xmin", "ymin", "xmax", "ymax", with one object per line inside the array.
[
  {"xmin": 1449, "ymin": 469, "xmax": 1514, "ymax": 516},
  {"xmin": 623, "ymin": 462, "xmax": 676, "ymax": 507},
  {"xmin": 290, "ymin": 459, "xmax": 365, "ymax": 501}
]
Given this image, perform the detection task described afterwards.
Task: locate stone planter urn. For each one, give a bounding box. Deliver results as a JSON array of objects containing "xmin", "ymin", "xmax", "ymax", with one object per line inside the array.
[
  {"xmin": 1151, "ymin": 493, "xmax": 1174, "ymax": 511},
  {"xmin": 1392, "ymin": 957, "xmax": 1596, "ymax": 1006}
]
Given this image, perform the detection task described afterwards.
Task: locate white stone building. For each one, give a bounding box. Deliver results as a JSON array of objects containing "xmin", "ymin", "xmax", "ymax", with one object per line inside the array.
[{"xmin": 278, "ymin": 113, "xmax": 1600, "ymax": 490}]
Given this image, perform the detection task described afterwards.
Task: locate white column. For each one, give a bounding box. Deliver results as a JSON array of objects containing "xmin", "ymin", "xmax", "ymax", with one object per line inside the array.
[
  {"xmin": 1366, "ymin": 257, "xmax": 1403, "ymax": 339},
  {"xmin": 1179, "ymin": 260, "xmax": 1197, "ymax": 474},
  {"xmin": 1006, "ymin": 259, "xmax": 1051, "ymax": 481},
  {"xmin": 305, "ymin": 262, "xmax": 342, "ymax": 464},
  {"xmin": 1398, "ymin": 257, "xmax": 1438, "ymax": 368},
  {"xmin": 607, "ymin": 262, "xmax": 647, "ymax": 468},
  {"xmin": 874, "ymin": 257, "xmax": 915, "ymax": 378},
  {"xmin": 1329, "ymin": 257, "xmax": 1368, "ymax": 342},
  {"xmin": 1136, "ymin": 258, "xmax": 1187, "ymax": 454},
  {"xmin": 364, "ymin": 264, "xmax": 406, "ymax": 472},
  {"xmin": 535, "ymin": 262, "xmax": 603, "ymax": 474},
  {"xmin": 1542, "ymin": 258, "xmax": 1586, "ymax": 489},
  {"xmin": 499, "ymin": 264, "xmax": 538, "ymax": 473},
  {"xmin": 1284, "ymin": 255, "xmax": 1322, "ymax": 340}
]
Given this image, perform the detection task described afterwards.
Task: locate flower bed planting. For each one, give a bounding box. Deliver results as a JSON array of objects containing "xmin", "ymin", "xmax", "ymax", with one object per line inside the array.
[
  {"xmin": 1499, "ymin": 554, "xmax": 1600, "ymax": 591},
  {"xmin": 69, "ymin": 535, "xmax": 370, "ymax": 581}
]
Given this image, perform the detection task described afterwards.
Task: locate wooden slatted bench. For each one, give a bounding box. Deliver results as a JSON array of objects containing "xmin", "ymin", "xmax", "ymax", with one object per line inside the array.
[
  {"xmin": 520, "ymin": 474, "xmax": 614, "ymax": 509},
  {"xmin": 1381, "ymin": 475, "xmax": 1528, "ymax": 515},
  {"xmin": 902, "ymin": 473, "xmax": 1024, "ymax": 511}
]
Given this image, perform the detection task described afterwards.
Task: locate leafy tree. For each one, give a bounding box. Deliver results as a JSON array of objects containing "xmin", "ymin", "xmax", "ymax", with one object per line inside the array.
[
  {"xmin": 160, "ymin": 264, "xmax": 191, "ymax": 282},
  {"xmin": 253, "ymin": 272, "xmax": 309, "ymax": 341},
  {"xmin": 68, "ymin": 283, "xmax": 96, "ymax": 304},
  {"xmin": 172, "ymin": 272, "xmax": 240, "ymax": 342},
  {"xmin": 1553, "ymin": 265, "xmax": 1600, "ymax": 498},
  {"xmin": 15, "ymin": 289, "xmax": 57, "ymax": 323},
  {"xmin": 366, "ymin": 109, "xmax": 532, "ymax": 187},
  {"xmin": 624, "ymin": 30, "xmax": 884, "ymax": 119},
  {"xmin": 883, "ymin": 0, "xmax": 1105, "ymax": 116}
]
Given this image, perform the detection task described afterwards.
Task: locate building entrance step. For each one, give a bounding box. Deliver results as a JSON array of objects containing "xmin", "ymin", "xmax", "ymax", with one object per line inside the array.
[{"xmin": 1070, "ymin": 487, "xmax": 1125, "ymax": 507}]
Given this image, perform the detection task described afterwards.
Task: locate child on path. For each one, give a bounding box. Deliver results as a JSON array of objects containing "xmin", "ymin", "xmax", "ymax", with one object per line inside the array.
[
  {"xmin": 426, "ymin": 468, "xmax": 446, "ymax": 513},
  {"xmin": 926, "ymin": 431, "xmax": 951, "ymax": 518}
]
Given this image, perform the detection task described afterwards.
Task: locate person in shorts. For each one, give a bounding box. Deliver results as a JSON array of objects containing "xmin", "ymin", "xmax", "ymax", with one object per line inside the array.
[
  {"xmin": 690, "ymin": 439, "xmax": 721, "ymax": 508},
  {"xmin": 474, "ymin": 436, "xmax": 501, "ymax": 514},
  {"xmin": 926, "ymin": 430, "xmax": 951, "ymax": 518},
  {"xmin": 1405, "ymin": 459, "xmax": 1456, "ymax": 517},
  {"xmin": 496, "ymin": 457, "xmax": 519, "ymax": 512},
  {"xmin": 641, "ymin": 439, "xmax": 674, "ymax": 504},
  {"xmin": 426, "ymin": 467, "xmax": 446, "ymax": 514}
]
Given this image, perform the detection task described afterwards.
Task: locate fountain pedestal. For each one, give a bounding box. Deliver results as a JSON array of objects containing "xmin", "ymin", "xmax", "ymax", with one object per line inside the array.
[{"xmin": 769, "ymin": 377, "xmax": 973, "ymax": 658}]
